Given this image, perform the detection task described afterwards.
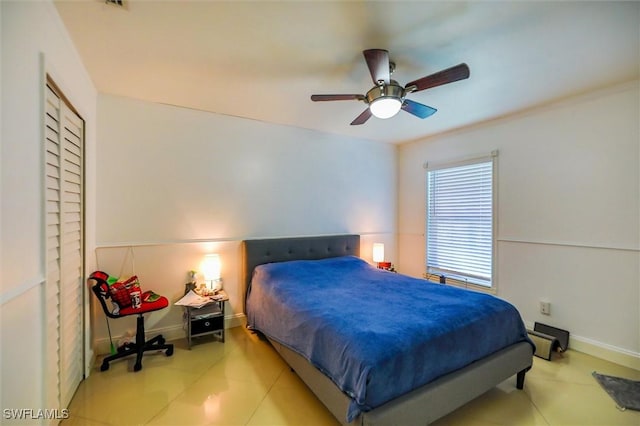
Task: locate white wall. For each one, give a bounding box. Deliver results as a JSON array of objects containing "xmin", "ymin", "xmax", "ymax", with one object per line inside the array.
[
  {"xmin": 398, "ymin": 81, "xmax": 640, "ymax": 368},
  {"xmin": 0, "ymin": 0, "xmax": 97, "ymax": 420},
  {"xmin": 93, "ymin": 94, "xmax": 397, "ymax": 347}
]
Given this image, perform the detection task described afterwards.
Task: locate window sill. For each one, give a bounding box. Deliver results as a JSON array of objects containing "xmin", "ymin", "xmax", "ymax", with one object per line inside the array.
[{"xmin": 423, "ymin": 273, "xmax": 496, "ymax": 295}]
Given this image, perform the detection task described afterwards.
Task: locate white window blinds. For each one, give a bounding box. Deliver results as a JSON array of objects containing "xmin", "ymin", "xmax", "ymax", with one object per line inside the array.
[{"xmin": 426, "ymin": 157, "xmax": 495, "ymax": 287}]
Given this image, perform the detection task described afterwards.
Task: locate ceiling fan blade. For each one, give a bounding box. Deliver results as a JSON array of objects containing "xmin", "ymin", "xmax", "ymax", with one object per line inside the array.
[
  {"xmin": 311, "ymin": 94, "xmax": 365, "ymax": 101},
  {"xmin": 402, "ymin": 99, "xmax": 437, "ymax": 119},
  {"xmin": 405, "ymin": 63, "xmax": 470, "ymax": 92},
  {"xmin": 363, "ymin": 49, "xmax": 390, "ymax": 85},
  {"xmin": 350, "ymin": 108, "xmax": 372, "ymax": 125}
]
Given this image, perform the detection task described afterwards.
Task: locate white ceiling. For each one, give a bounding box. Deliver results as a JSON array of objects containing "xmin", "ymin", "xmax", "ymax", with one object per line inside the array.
[{"xmin": 54, "ymin": 1, "xmax": 639, "ymax": 144}]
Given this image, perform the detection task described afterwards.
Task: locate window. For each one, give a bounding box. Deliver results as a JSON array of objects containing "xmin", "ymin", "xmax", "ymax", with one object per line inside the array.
[{"xmin": 426, "ymin": 153, "xmax": 496, "ymax": 289}]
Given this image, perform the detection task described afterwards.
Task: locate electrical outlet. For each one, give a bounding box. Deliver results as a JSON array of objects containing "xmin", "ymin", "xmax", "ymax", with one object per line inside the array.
[{"xmin": 540, "ymin": 300, "xmax": 551, "ymax": 315}]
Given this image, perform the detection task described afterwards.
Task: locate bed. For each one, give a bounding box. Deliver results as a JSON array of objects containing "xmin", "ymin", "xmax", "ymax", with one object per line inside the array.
[{"xmin": 243, "ymin": 234, "xmax": 534, "ymax": 425}]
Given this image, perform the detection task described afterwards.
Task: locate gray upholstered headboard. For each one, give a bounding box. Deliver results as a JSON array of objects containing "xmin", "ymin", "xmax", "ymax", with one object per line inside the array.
[{"xmin": 242, "ymin": 234, "xmax": 360, "ymax": 294}]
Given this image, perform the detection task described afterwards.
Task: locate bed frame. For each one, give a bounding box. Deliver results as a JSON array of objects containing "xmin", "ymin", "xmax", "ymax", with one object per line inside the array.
[{"xmin": 242, "ymin": 234, "xmax": 533, "ymax": 425}]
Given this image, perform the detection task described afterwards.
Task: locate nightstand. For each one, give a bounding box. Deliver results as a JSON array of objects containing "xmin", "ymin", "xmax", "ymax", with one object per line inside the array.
[{"xmin": 184, "ymin": 289, "xmax": 228, "ymax": 349}]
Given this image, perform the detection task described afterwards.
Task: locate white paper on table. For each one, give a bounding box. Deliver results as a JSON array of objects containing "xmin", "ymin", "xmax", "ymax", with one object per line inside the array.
[{"xmin": 174, "ymin": 290, "xmax": 211, "ymax": 308}]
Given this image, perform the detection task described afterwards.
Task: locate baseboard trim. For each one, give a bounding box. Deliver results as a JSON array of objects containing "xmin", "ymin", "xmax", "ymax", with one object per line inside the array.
[
  {"xmin": 524, "ymin": 321, "xmax": 639, "ymax": 371},
  {"xmin": 93, "ymin": 313, "xmax": 247, "ymax": 355},
  {"xmin": 569, "ymin": 335, "xmax": 639, "ymax": 371}
]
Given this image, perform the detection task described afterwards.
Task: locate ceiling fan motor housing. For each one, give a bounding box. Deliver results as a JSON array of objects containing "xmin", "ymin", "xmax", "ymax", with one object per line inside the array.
[{"xmin": 365, "ymin": 82, "xmax": 404, "ymax": 105}]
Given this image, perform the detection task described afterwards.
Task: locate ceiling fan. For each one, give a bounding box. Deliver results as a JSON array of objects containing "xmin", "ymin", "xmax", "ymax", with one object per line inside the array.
[{"xmin": 311, "ymin": 49, "xmax": 470, "ymax": 125}]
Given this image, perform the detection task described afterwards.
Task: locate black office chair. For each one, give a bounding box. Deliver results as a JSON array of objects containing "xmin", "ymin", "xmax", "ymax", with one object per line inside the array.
[{"xmin": 89, "ymin": 271, "xmax": 173, "ymax": 372}]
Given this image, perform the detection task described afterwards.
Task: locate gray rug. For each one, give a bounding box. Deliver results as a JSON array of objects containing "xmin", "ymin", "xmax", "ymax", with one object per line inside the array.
[{"xmin": 592, "ymin": 371, "xmax": 640, "ymax": 411}]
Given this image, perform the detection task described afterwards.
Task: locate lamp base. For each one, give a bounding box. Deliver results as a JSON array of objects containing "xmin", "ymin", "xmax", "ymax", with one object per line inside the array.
[{"xmin": 209, "ymin": 278, "xmax": 223, "ymax": 293}]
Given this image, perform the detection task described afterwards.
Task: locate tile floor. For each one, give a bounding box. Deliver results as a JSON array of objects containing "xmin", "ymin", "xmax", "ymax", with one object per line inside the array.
[{"xmin": 63, "ymin": 327, "xmax": 639, "ymax": 426}]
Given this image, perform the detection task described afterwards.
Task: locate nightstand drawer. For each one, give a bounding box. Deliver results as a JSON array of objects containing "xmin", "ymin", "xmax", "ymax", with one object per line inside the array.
[
  {"xmin": 191, "ymin": 315, "xmax": 223, "ymax": 336},
  {"xmin": 191, "ymin": 303, "xmax": 222, "ymax": 319}
]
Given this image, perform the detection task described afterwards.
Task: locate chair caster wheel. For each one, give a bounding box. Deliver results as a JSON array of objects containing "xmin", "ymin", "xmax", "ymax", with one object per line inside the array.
[
  {"xmin": 134, "ymin": 362, "xmax": 142, "ymax": 372},
  {"xmin": 100, "ymin": 362, "xmax": 109, "ymax": 372},
  {"xmin": 166, "ymin": 346, "xmax": 174, "ymax": 357}
]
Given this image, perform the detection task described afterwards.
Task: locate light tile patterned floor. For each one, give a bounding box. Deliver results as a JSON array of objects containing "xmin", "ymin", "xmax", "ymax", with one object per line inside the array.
[{"xmin": 62, "ymin": 327, "xmax": 640, "ymax": 425}]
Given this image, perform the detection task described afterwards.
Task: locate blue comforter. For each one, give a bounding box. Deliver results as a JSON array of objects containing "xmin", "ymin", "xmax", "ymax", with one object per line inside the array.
[{"xmin": 246, "ymin": 256, "xmax": 532, "ymax": 422}]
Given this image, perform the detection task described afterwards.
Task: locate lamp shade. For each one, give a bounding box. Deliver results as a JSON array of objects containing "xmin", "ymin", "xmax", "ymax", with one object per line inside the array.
[
  {"xmin": 202, "ymin": 254, "xmax": 221, "ymax": 282},
  {"xmin": 372, "ymin": 243, "xmax": 385, "ymax": 263}
]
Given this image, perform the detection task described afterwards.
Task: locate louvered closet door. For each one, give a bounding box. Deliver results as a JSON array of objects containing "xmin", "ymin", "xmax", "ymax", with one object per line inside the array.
[
  {"xmin": 45, "ymin": 84, "xmax": 62, "ymax": 413},
  {"xmin": 45, "ymin": 81, "xmax": 85, "ymax": 413}
]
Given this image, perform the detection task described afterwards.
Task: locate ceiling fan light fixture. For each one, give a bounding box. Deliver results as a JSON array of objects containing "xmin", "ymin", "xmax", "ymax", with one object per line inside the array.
[
  {"xmin": 366, "ymin": 83, "xmax": 404, "ymax": 119},
  {"xmin": 369, "ymin": 97, "xmax": 402, "ymax": 119}
]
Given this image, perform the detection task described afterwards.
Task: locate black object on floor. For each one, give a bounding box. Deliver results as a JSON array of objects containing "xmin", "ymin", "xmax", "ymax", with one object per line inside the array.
[
  {"xmin": 592, "ymin": 371, "xmax": 640, "ymax": 411},
  {"xmin": 527, "ymin": 322, "xmax": 570, "ymax": 360},
  {"xmin": 534, "ymin": 322, "xmax": 569, "ymax": 351},
  {"xmin": 527, "ymin": 329, "xmax": 558, "ymax": 360}
]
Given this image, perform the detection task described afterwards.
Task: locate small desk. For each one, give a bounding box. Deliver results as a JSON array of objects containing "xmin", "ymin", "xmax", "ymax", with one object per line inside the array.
[{"xmin": 184, "ymin": 290, "xmax": 228, "ymax": 349}]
